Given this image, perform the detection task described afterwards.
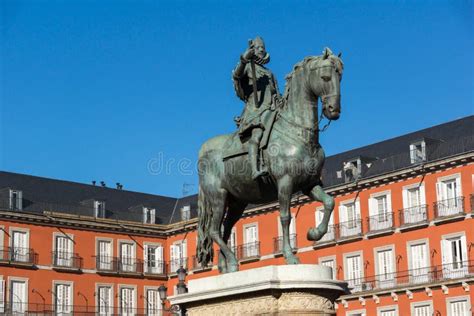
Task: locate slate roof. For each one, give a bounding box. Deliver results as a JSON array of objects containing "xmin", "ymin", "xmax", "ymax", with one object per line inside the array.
[{"xmin": 0, "ymin": 115, "xmax": 472, "ymax": 224}]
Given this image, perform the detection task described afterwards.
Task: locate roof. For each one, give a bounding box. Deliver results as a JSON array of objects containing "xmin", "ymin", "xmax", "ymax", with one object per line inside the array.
[{"xmin": 1, "ymin": 115, "xmax": 473, "ymax": 224}]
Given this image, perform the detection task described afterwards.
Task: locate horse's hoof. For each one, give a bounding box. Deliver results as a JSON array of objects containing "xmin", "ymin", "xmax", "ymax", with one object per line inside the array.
[{"xmin": 307, "ymin": 227, "xmax": 322, "ymax": 241}]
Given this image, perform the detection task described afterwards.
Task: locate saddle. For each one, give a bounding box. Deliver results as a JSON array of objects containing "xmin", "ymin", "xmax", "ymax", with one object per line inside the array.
[{"xmin": 222, "ymin": 109, "xmax": 278, "ymax": 161}]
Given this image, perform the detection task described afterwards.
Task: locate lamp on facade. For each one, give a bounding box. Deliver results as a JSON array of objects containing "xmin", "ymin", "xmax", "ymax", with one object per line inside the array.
[
  {"xmin": 158, "ymin": 284, "xmax": 167, "ymax": 310},
  {"xmin": 176, "ymin": 266, "xmax": 188, "ymax": 294}
]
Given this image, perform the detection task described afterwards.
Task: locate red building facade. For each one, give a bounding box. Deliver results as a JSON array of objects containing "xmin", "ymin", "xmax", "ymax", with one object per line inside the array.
[{"xmin": 0, "ymin": 116, "xmax": 473, "ymax": 315}]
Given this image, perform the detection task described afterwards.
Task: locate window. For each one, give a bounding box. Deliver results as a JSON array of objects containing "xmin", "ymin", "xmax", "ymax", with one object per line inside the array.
[
  {"xmin": 320, "ymin": 257, "xmax": 336, "ymax": 279},
  {"xmin": 97, "ymin": 285, "xmax": 113, "ymax": 316},
  {"xmin": 144, "ymin": 244, "xmax": 163, "ymax": 274},
  {"xmin": 368, "ymin": 192, "xmax": 392, "ymax": 231},
  {"xmin": 10, "ymin": 279, "xmax": 27, "ymax": 314},
  {"xmin": 0, "ymin": 277, "xmax": 4, "ymax": 313},
  {"xmin": 442, "ymin": 234, "xmax": 468, "ymax": 278},
  {"xmin": 244, "ymin": 224, "xmax": 259, "ymax": 257},
  {"xmin": 120, "ymin": 242, "xmax": 135, "ymax": 272},
  {"xmin": 378, "ymin": 306, "xmax": 397, "ymax": 316},
  {"xmin": 436, "ymin": 175, "xmax": 463, "ymax": 216},
  {"xmin": 402, "ymin": 184, "xmax": 427, "ymax": 224},
  {"xmin": 227, "ymin": 228, "xmax": 237, "ymax": 253},
  {"xmin": 410, "ymin": 141, "xmax": 426, "ymax": 163},
  {"xmin": 120, "ymin": 287, "xmax": 136, "ymax": 316},
  {"xmin": 143, "ymin": 208, "xmax": 156, "ymax": 224},
  {"xmin": 94, "ymin": 201, "xmax": 106, "ymax": 218},
  {"xmin": 347, "ymin": 310, "xmax": 366, "ymax": 316},
  {"xmin": 146, "ymin": 288, "xmax": 161, "ymax": 316},
  {"xmin": 315, "ymin": 207, "xmax": 335, "ymax": 242},
  {"xmin": 55, "ymin": 283, "xmax": 72, "ymax": 314},
  {"xmin": 180, "ymin": 205, "xmax": 191, "ymax": 221},
  {"xmin": 344, "ymin": 159, "xmax": 361, "ymax": 182},
  {"xmin": 345, "ymin": 253, "xmax": 363, "ymax": 292},
  {"xmin": 11, "ymin": 230, "xmax": 29, "ymax": 262},
  {"xmin": 339, "ymin": 201, "xmax": 361, "ymax": 237},
  {"xmin": 54, "ymin": 235, "xmax": 73, "ymax": 267},
  {"xmin": 97, "ymin": 240, "xmax": 112, "ymax": 270},
  {"xmin": 408, "ymin": 241, "xmax": 430, "ymax": 283},
  {"xmin": 411, "ymin": 301, "xmax": 433, "ymax": 316},
  {"xmin": 9, "ymin": 190, "xmax": 22, "ymax": 210},
  {"xmin": 170, "ymin": 240, "xmax": 187, "ymax": 272},
  {"xmin": 447, "ymin": 296, "xmax": 470, "ymax": 316},
  {"xmin": 376, "ymin": 248, "xmax": 395, "ymax": 288},
  {"xmin": 277, "ymin": 213, "xmax": 297, "ymax": 248}
]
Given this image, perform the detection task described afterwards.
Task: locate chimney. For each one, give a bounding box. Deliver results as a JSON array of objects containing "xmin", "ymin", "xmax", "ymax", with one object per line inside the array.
[
  {"xmin": 92, "ymin": 180, "xmax": 96, "ymax": 186},
  {"xmin": 100, "ymin": 181, "xmax": 106, "ymax": 187},
  {"xmin": 116, "ymin": 183, "xmax": 123, "ymax": 190}
]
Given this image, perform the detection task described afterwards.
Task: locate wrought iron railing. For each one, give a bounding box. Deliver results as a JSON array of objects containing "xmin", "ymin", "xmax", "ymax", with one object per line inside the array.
[
  {"xmin": 237, "ymin": 242, "xmax": 260, "ymax": 260},
  {"xmin": 399, "ymin": 205, "xmax": 428, "ymax": 226},
  {"xmin": 273, "ymin": 234, "xmax": 297, "ymax": 253},
  {"xmin": 434, "ymin": 196, "xmax": 465, "ymax": 218},
  {"xmin": 168, "ymin": 257, "xmax": 188, "ymax": 274},
  {"xmin": 338, "ymin": 219, "xmax": 362, "ymax": 239},
  {"xmin": 367, "ymin": 212, "xmax": 394, "ymax": 233},
  {"xmin": 143, "ymin": 260, "xmax": 167, "ymax": 276},
  {"xmin": 345, "ymin": 260, "xmax": 474, "ymax": 293},
  {"xmin": 95, "ymin": 256, "xmax": 143, "ymax": 274},
  {"xmin": 0, "ymin": 247, "xmax": 37, "ymax": 265},
  {"xmin": 118, "ymin": 257, "xmax": 144, "ymax": 274},
  {"xmin": 52, "ymin": 251, "xmax": 83, "ymax": 269}
]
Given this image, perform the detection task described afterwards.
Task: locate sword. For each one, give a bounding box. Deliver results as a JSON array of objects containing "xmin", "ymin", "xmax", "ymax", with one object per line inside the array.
[{"xmin": 248, "ymin": 39, "xmax": 259, "ymax": 108}]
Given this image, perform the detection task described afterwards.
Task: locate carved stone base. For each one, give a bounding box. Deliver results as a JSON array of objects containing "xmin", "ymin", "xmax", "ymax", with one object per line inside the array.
[{"xmin": 169, "ymin": 265, "xmax": 348, "ymax": 315}]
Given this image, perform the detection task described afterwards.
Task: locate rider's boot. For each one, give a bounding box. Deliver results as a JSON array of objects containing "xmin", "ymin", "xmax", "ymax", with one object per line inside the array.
[{"xmin": 249, "ymin": 142, "xmax": 268, "ymax": 180}]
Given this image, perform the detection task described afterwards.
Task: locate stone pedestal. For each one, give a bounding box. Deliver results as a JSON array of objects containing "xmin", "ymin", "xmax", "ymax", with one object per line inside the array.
[{"xmin": 169, "ymin": 264, "xmax": 348, "ymax": 315}]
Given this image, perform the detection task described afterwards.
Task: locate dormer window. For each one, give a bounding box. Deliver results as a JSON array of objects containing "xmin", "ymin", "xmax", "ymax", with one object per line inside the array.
[
  {"xmin": 410, "ymin": 141, "xmax": 426, "ymax": 164},
  {"xmin": 181, "ymin": 205, "xmax": 191, "ymax": 221},
  {"xmin": 343, "ymin": 159, "xmax": 361, "ymax": 182},
  {"xmin": 94, "ymin": 201, "xmax": 106, "ymax": 218},
  {"xmin": 9, "ymin": 190, "xmax": 23, "ymax": 210},
  {"xmin": 143, "ymin": 207, "xmax": 156, "ymax": 224}
]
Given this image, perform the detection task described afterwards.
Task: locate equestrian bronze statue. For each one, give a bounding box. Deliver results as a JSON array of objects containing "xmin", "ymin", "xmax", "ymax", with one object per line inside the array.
[{"xmin": 197, "ymin": 38, "xmax": 344, "ymax": 273}]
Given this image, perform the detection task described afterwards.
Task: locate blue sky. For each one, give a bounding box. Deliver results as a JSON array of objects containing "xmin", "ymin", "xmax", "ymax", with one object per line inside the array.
[{"xmin": 1, "ymin": 0, "xmax": 472, "ymax": 197}]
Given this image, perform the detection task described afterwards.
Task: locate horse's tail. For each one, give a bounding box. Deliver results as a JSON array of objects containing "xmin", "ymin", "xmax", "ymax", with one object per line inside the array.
[{"xmin": 196, "ymin": 184, "xmax": 213, "ymax": 267}]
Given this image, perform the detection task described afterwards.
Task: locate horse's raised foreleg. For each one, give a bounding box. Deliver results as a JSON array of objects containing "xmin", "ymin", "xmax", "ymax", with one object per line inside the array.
[
  {"xmin": 218, "ymin": 200, "xmax": 246, "ymax": 273},
  {"xmin": 305, "ymin": 185, "xmax": 335, "ymax": 241},
  {"xmin": 209, "ymin": 189, "xmax": 240, "ymax": 273},
  {"xmin": 278, "ymin": 176, "xmax": 300, "ymax": 264}
]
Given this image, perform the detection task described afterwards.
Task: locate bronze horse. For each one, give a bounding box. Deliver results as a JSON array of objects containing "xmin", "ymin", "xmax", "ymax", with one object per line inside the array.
[{"xmin": 197, "ymin": 48, "xmax": 343, "ymax": 273}]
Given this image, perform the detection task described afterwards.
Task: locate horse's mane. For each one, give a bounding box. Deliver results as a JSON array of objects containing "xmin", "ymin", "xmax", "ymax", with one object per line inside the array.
[{"xmin": 283, "ymin": 52, "xmax": 343, "ymax": 100}]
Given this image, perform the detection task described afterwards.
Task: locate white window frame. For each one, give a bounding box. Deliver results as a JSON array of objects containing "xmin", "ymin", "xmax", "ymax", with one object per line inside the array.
[
  {"xmin": 118, "ymin": 240, "xmax": 136, "ymax": 272},
  {"xmin": 227, "ymin": 227, "xmax": 237, "ymax": 253},
  {"xmin": 243, "ymin": 222, "xmax": 259, "ymax": 257},
  {"xmin": 170, "ymin": 240, "xmax": 187, "ymax": 272},
  {"xmin": 0, "ymin": 225, "xmax": 4, "ymax": 261},
  {"xmin": 143, "ymin": 207, "xmax": 156, "ymax": 224},
  {"xmin": 96, "ymin": 238, "xmax": 113, "ymax": 270},
  {"xmin": 343, "ymin": 158, "xmax": 361, "ymax": 182},
  {"xmin": 277, "ymin": 213, "xmax": 297, "ymax": 248},
  {"xmin": 406, "ymin": 238, "xmax": 431, "ymax": 284},
  {"xmin": 346, "ymin": 309, "xmax": 366, "ymax": 316},
  {"xmin": 319, "ymin": 255, "xmax": 337, "ymax": 280},
  {"xmin": 0, "ymin": 276, "xmax": 4, "ymax": 313},
  {"xmin": 377, "ymin": 305, "xmax": 398, "ymax": 316},
  {"xmin": 410, "ymin": 141, "xmax": 426, "ymax": 164},
  {"xmin": 373, "ymin": 245, "xmax": 396, "ymax": 289},
  {"xmin": 441, "ymin": 232, "xmax": 468, "ymax": 278},
  {"xmin": 144, "ymin": 286, "xmax": 162, "ymax": 316},
  {"xmin": 343, "ymin": 251, "xmax": 364, "ymax": 292},
  {"xmin": 118, "ymin": 285, "xmax": 136, "ymax": 316},
  {"xmin": 181, "ymin": 205, "xmax": 191, "ymax": 221},
  {"xmin": 53, "ymin": 232, "xmax": 74, "ymax": 267},
  {"xmin": 143, "ymin": 242, "xmax": 164, "ymax": 274},
  {"xmin": 446, "ymin": 295, "xmax": 471, "ymax": 316},
  {"xmin": 338, "ymin": 199, "xmax": 361, "ymax": 237},
  {"xmin": 9, "ymin": 227, "xmax": 30, "ymax": 262},
  {"xmin": 52, "ymin": 280, "xmax": 73, "ymax": 314},
  {"xmin": 9, "ymin": 189, "xmax": 23, "ymax": 210},
  {"xmin": 8, "ymin": 276, "xmax": 28, "ymax": 314},
  {"xmin": 95, "ymin": 283, "xmax": 114, "ymax": 316},
  {"xmin": 94, "ymin": 201, "xmax": 106, "ymax": 218},
  {"xmin": 410, "ymin": 300, "xmax": 433, "ymax": 316}
]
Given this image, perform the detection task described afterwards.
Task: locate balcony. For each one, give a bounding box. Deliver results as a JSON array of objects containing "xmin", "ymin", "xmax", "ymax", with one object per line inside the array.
[
  {"xmin": 433, "ymin": 196, "xmax": 465, "ymax": 223},
  {"xmin": 338, "ymin": 219, "xmax": 362, "ymax": 240},
  {"xmin": 0, "ymin": 247, "xmax": 37, "ymax": 267},
  {"xmin": 366, "ymin": 212, "xmax": 395, "ymax": 236},
  {"xmin": 168, "ymin": 257, "xmax": 188, "ymax": 274},
  {"xmin": 95, "ymin": 256, "xmax": 143, "ymax": 275},
  {"xmin": 273, "ymin": 234, "xmax": 297, "ymax": 255},
  {"xmin": 345, "ymin": 260, "xmax": 474, "ymax": 294},
  {"xmin": 314, "ymin": 224, "xmax": 337, "ymax": 247},
  {"xmin": 51, "ymin": 251, "xmax": 83, "ymax": 271},
  {"xmin": 144, "ymin": 260, "xmax": 167, "ymax": 278},
  {"xmin": 399, "ymin": 205, "xmax": 428, "ymax": 230},
  {"xmin": 237, "ymin": 242, "xmax": 260, "ymax": 262}
]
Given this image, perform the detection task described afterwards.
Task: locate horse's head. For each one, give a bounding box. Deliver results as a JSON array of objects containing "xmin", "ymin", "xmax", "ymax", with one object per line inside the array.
[{"xmin": 307, "ymin": 47, "xmax": 344, "ymax": 120}]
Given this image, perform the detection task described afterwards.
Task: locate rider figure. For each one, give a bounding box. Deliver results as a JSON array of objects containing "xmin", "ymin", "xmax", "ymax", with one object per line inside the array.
[{"xmin": 232, "ymin": 36, "xmax": 280, "ymax": 180}]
